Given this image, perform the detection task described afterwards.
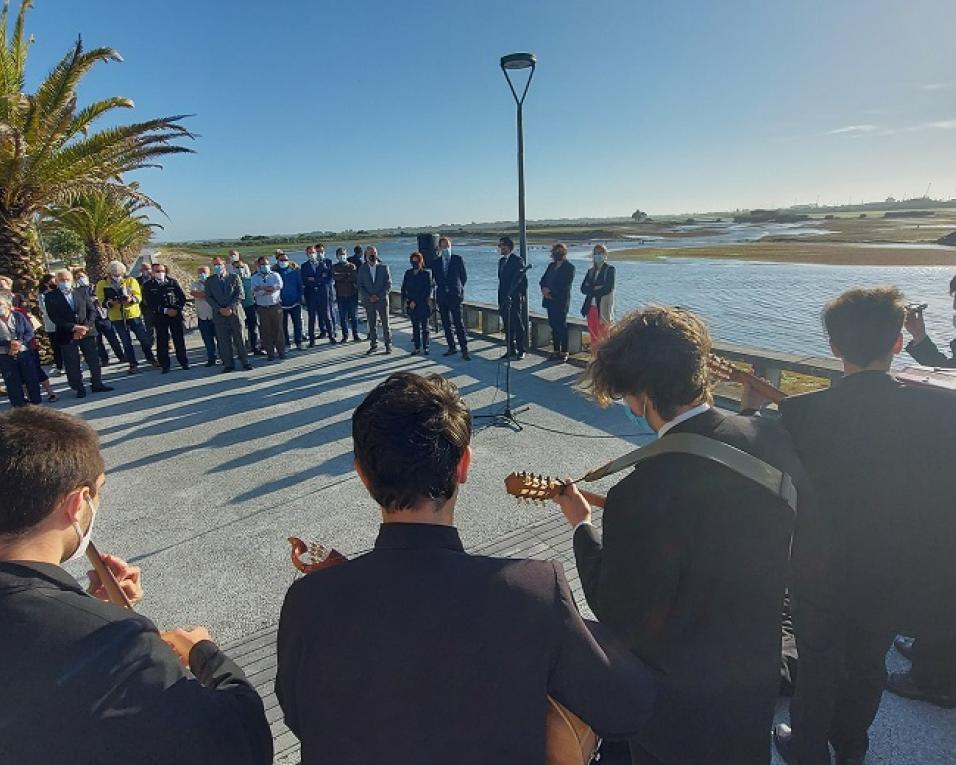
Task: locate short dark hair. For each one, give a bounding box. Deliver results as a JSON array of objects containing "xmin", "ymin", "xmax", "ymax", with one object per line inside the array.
[
  {"xmin": 314, "ymin": 243, "xmax": 324, "ymax": 250},
  {"xmin": 499, "ymin": 236, "xmax": 515, "ymax": 250},
  {"xmin": 584, "ymin": 307, "xmax": 712, "ymax": 420},
  {"xmin": 256, "ymin": 256, "xmax": 268, "ymax": 264},
  {"xmin": 438, "ymin": 236, "xmax": 451, "ymax": 247},
  {"xmin": 353, "ymin": 245, "xmax": 363, "ymax": 254},
  {"xmin": 0, "ymin": 408, "xmax": 104, "ymax": 538},
  {"xmin": 353, "ymin": 373, "xmax": 472, "ymax": 511},
  {"xmin": 822, "ymin": 287, "xmax": 904, "ymax": 366}
]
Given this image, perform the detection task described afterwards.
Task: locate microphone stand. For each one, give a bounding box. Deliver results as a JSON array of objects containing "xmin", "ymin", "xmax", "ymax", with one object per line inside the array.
[{"xmin": 474, "ymin": 262, "xmax": 531, "ymax": 431}]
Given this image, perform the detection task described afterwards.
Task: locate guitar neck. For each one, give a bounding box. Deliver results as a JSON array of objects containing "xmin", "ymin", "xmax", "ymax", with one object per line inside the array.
[
  {"xmin": 730, "ymin": 369, "xmax": 787, "ymax": 404},
  {"xmin": 86, "ymin": 542, "xmax": 133, "ymax": 610}
]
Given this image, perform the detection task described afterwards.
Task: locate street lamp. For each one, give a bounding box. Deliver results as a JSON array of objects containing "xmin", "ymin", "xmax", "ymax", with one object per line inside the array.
[{"xmin": 500, "ymin": 52, "xmax": 536, "ymax": 332}]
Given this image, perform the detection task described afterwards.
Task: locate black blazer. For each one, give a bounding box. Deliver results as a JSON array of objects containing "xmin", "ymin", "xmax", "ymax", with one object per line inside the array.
[
  {"xmin": 540, "ymin": 259, "xmax": 576, "ymax": 313},
  {"xmin": 779, "ymin": 371, "xmax": 956, "ymax": 635},
  {"xmin": 497, "ymin": 253, "xmax": 527, "ymax": 306},
  {"xmin": 142, "ymin": 277, "xmax": 188, "ymax": 318},
  {"xmin": 580, "ymin": 263, "xmax": 615, "ymax": 317},
  {"xmin": 574, "ymin": 408, "xmax": 806, "ymax": 764},
  {"xmin": 906, "ymin": 334, "xmax": 956, "ymax": 368},
  {"xmin": 400, "ymin": 267, "xmax": 433, "ymax": 320},
  {"xmin": 45, "ymin": 287, "xmax": 99, "ymax": 344},
  {"xmin": 432, "ymin": 253, "xmax": 468, "ymax": 304},
  {"xmin": 276, "ymin": 523, "xmax": 657, "ymax": 765},
  {"xmin": 0, "ymin": 561, "xmax": 272, "ymax": 765}
]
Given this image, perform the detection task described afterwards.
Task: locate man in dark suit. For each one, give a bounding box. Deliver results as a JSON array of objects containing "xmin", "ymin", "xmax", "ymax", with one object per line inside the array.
[
  {"xmin": 554, "ymin": 307, "xmax": 807, "ymax": 765},
  {"xmin": 276, "ymin": 372, "xmax": 658, "ymax": 765},
  {"xmin": 45, "ymin": 269, "xmax": 113, "ymax": 398},
  {"xmin": 432, "ymin": 235, "xmax": 471, "ymax": 360},
  {"xmin": 772, "ymin": 287, "xmax": 956, "ymax": 765},
  {"xmin": 0, "ymin": 407, "xmax": 272, "ymax": 765},
  {"xmin": 497, "ymin": 235, "xmax": 527, "ymax": 359},
  {"xmin": 142, "ymin": 263, "xmax": 190, "ymax": 373}
]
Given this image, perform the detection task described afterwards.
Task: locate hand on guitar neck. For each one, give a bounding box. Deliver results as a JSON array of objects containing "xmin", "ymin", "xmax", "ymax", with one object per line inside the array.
[
  {"xmin": 504, "ymin": 472, "xmax": 606, "ymax": 532},
  {"xmin": 86, "ymin": 544, "xmax": 142, "ymax": 607},
  {"xmin": 708, "ymin": 354, "xmax": 787, "ymax": 411}
]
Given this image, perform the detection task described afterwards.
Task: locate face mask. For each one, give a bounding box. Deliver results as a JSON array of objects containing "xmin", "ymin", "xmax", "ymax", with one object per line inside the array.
[
  {"xmin": 593, "ymin": 253, "xmax": 606, "ymax": 266},
  {"xmin": 77, "ymin": 277, "xmax": 90, "ymax": 287},
  {"xmin": 258, "ymin": 264, "xmax": 270, "ymax": 274},
  {"xmin": 337, "ymin": 254, "xmax": 346, "ymax": 263},
  {"xmin": 213, "ymin": 264, "xmax": 223, "ymax": 274},
  {"xmin": 411, "ymin": 260, "xmax": 422, "ymax": 269},
  {"xmin": 368, "ymin": 256, "xmax": 377, "ymax": 264},
  {"xmin": 308, "ymin": 253, "xmax": 318, "ymax": 261},
  {"xmin": 64, "ymin": 497, "xmax": 97, "ymax": 564},
  {"xmin": 198, "ymin": 272, "xmax": 207, "ymax": 281},
  {"xmin": 441, "ymin": 248, "xmax": 451, "ymax": 259},
  {"xmin": 58, "ymin": 281, "xmax": 71, "ymax": 292},
  {"xmin": 551, "ymin": 252, "xmax": 561, "ymax": 261},
  {"xmin": 154, "ymin": 272, "xmax": 166, "ymax": 281},
  {"xmin": 622, "ymin": 399, "xmax": 655, "ymax": 436},
  {"xmin": 278, "ymin": 260, "xmax": 289, "ymax": 269}
]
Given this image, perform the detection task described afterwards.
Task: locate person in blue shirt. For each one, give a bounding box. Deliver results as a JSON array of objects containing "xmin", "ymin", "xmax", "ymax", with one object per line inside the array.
[{"xmin": 274, "ymin": 250, "xmax": 304, "ymax": 350}]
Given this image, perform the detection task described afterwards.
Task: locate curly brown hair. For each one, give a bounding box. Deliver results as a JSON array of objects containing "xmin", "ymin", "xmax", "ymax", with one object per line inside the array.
[{"xmin": 583, "ymin": 307, "xmax": 713, "ymax": 420}]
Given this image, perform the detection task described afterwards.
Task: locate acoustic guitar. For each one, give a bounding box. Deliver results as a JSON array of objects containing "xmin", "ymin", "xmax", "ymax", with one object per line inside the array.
[
  {"xmin": 707, "ymin": 354, "xmax": 787, "ymax": 404},
  {"xmin": 504, "ymin": 472, "xmax": 606, "ymax": 508},
  {"xmin": 286, "ymin": 537, "xmax": 601, "ymax": 765}
]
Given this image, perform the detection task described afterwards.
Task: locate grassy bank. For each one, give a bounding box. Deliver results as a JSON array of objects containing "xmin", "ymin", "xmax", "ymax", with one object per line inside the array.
[{"xmin": 609, "ymin": 241, "xmax": 956, "ymax": 267}]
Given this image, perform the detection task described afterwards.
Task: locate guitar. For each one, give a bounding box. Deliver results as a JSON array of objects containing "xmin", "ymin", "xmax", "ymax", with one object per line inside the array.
[
  {"xmin": 504, "ymin": 472, "xmax": 606, "ymax": 509},
  {"xmin": 86, "ymin": 541, "xmax": 133, "ymax": 609},
  {"xmin": 285, "ymin": 536, "xmax": 600, "ymax": 765},
  {"xmin": 707, "ymin": 354, "xmax": 787, "ymax": 404}
]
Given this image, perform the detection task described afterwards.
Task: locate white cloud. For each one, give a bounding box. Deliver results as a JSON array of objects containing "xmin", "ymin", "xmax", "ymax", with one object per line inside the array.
[
  {"xmin": 920, "ymin": 82, "xmax": 956, "ymax": 91},
  {"xmin": 826, "ymin": 124, "xmax": 878, "ymax": 135}
]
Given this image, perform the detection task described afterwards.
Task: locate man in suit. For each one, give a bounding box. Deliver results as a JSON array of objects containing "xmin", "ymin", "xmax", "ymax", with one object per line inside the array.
[
  {"xmin": 432, "ymin": 235, "xmax": 471, "ymax": 360},
  {"xmin": 772, "ymin": 287, "xmax": 956, "ymax": 764},
  {"xmin": 45, "ymin": 269, "xmax": 114, "ymax": 398},
  {"xmin": 357, "ymin": 245, "xmax": 392, "ymax": 355},
  {"xmin": 554, "ymin": 307, "xmax": 808, "ymax": 765},
  {"xmin": 276, "ymin": 371, "xmax": 658, "ymax": 765},
  {"xmin": 205, "ymin": 256, "xmax": 252, "ymax": 372},
  {"xmin": 300, "ymin": 244, "xmax": 337, "ymax": 346},
  {"xmin": 497, "ymin": 236, "xmax": 527, "ymax": 360},
  {"xmin": 0, "ymin": 406, "xmax": 272, "ymax": 765}
]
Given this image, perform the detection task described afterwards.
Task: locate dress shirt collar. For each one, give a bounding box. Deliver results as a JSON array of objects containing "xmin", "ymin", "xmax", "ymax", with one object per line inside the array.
[
  {"xmin": 658, "ymin": 402, "xmax": 712, "ymax": 438},
  {"xmin": 374, "ymin": 522, "xmax": 465, "ymax": 553}
]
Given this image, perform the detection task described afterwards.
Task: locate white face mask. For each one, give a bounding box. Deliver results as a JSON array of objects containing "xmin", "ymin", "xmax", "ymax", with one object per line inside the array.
[
  {"xmin": 77, "ymin": 277, "xmax": 90, "ymax": 287},
  {"xmin": 64, "ymin": 497, "xmax": 97, "ymax": 564}
]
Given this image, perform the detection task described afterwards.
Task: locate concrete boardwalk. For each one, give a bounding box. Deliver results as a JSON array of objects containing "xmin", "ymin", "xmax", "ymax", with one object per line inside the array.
[{"xmin": 37, "ymin": 317, "xmax": 954, "ymax": 764}]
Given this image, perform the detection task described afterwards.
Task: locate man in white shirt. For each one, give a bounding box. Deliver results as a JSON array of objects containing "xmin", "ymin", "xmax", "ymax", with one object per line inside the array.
[
  {"xmin": 190, "ymin": 266, "xmax": 218, "ymax": 367},
  {"xmin": 251, "ymin": 256, "xmax": 285, "ymax": 361}
]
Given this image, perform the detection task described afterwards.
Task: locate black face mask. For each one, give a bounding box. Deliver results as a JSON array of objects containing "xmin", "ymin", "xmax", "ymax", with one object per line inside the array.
[{"xmin": 411, "ymin": 260, "xmax": 422, "ymax": 269}]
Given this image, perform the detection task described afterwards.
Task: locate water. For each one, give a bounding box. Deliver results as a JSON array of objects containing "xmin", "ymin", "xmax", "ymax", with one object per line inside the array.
[{"xmin": 282, "ymin": 239, "xmax": 956, "ymax": 363}]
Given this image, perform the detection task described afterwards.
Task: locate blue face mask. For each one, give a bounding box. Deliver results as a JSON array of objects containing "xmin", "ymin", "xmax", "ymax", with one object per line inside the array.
[
  {"xmin": 622, "ymin": 399, "xmax": 656, "ymax": 436},
  {"xmin": 278, "ymin": 261, "xmax": 289, "ymax": 269},
  {"xmin": 213, "ymin": 264, "xmax": 223, "ymax": 274},
  {"xmin": 441, "ymin": 248, "xmax": 451, "ymax": 259},
  {"xmin": 258, "ymin": 264, "xmax": 270, "ymax": 274}
]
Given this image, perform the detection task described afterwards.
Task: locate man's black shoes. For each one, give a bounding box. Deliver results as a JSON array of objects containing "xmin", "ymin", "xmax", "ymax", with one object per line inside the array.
[
  {"xmin": 91, "ymin": 384, "xmax": 114, "ymax": 393},
  {"xmin": 886, "ymin": 670, "xmax": 956, "ymax": 708},
  {"xmin": 443, "ymin": 348, "xmax": 457, "ymax": 357},
  {"xmin": 462, "ymin": 351, "xmax": 470, "ymax": 360}
]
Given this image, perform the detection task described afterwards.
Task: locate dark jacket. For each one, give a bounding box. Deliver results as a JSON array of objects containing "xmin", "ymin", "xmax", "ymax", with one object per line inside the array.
[
  {"xmin": 580, "ymin": 263, "xmax": 615, "ymax": 317},
  {"xmin": 0, "ymin": 561, "xmax": 272, "ymax": 765},
  {"xmin": 204, "ymin": 272, "xmax": 245, "ymax": 316},
  {"xmin": 497, "ymin": 252, "xmax": 527, "ymax": 306},
  {"xmin": 142, "ymin": 277, "xmax": 188, "ymax": 319},
  {"xmin": 906, "ymin": 334, "xmax": 956, "ymax": 368},
  {"xmin": 347, "ymin": 253, "xmax": 364, "ymax": 271},
  {"xmin": 300, "ymin": 258, "xmax": 334, "ymax": 302},
  {"xmin": 277, "ymin": 523, "xmax": 657, "ymax": 765},
  {"xmin": 540, "ymin": 259, "xmax": 576, "ymax": 313},
  {"xmin": 400, "ymin": 267, "xmax": 433, "ymax": 320},
  {"xmin": 331, "ymin": 261, "xmax": 358, "ymax": 298},
  {"xmin": 45, "ymin": 287, "xmax": 99, "ymax": 344},
  {"xmin": 779, "ymin": 371, "xmax": 956, "ymax": 635},
  {"xmin": 574, "ymin": 408, "xmax": 806, "ymax": 764},
  {"xmin": 432, "ymin": 253, "xmax": 468, "ymax": 305}
]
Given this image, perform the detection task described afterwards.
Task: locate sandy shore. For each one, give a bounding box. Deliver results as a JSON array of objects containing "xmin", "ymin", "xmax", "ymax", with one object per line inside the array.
[{"xmin": 609, "ymin": 242, "xmax": 956, "ymax": 267}]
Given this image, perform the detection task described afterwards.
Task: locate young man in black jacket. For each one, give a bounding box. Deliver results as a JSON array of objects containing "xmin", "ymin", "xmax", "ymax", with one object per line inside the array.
[
  {"xmin": 276, "ymin": 372, "xmax": 657, "ymax": 765},
  {"xmin": 772, "ymin": 287, "xmax": 956, "ymax": 765},
  {"xmin": 497, "ymin": 236, "xmax": 527, "ymax": 359},
  {"xmin": 0, "ymin": 407, "xmax": 272, "ymax": 765},
  {"xmin": 554, "ymin": 307, "xmax": 810, "ymax": 765}
]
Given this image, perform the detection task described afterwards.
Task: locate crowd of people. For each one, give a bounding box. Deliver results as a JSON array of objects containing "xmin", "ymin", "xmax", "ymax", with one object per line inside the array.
[
  {"xmin": 1, "ymin": 234, "xmax": 625, "ymax": 406},
  {"xmin": 2, "ymin": 253, "xmax": 955, "ymax": 764}
]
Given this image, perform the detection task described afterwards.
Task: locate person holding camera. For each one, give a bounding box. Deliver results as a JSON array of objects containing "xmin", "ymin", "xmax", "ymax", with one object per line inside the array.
[{"xmin": 96, "ymin": 260, "xmax": 156, "ymax": 375}]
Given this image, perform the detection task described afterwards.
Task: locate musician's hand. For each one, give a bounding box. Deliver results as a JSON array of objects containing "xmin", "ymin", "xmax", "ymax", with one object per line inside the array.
[
  {"xmin": 87, "ymin": 553, "xmax": 144, "ymax": 606},
  {"xmin": 903, "ymin": 306, "xmax": 927, "ymax": 343},
  {"xmin": 553, "ymin": 478, "xmax": 592, "ymax": 529},
  {"xmin": 160, "ymin": 627, "xmax": 213, "ymax": 666},
  {"xmin": 740, "ymin": 379, "xmax": 773, "ymax": 413}
]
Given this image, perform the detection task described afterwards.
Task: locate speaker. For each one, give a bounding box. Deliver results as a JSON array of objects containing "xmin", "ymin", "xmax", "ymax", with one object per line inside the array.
[{"xmin": 417, "ymin": 232, "xmax": 439, "ymax": 266}]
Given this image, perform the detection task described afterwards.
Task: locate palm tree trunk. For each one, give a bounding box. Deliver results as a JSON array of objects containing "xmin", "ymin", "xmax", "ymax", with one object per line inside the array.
[
  {"xmin": 0, "ymin": 216, "xmax": 53, "ymax": 362},
  {"xmin": 86, "ymin": 239, "xmax": 113, "ymax": 286}
]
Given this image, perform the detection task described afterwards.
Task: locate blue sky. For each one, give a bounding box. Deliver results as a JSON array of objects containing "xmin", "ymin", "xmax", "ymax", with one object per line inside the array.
[{"xmin": 27, "ymin": 0, "xmax": 956, "ymax": 240}]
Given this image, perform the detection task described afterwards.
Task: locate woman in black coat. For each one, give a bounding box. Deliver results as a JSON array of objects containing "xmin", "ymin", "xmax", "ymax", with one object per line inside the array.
[
  {"xmin": 581, "ymin": 243, "xmax": 616, "ymax": 346},
  {"xmin": 400, "ymin": 251, "xmax": 434, "ymax": 354},
  {"xmin": 540, "ymin": 242, "xmax": 576, "ymax": 361}
]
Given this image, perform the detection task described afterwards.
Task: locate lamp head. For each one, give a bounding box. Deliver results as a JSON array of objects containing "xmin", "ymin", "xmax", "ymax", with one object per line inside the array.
[{"xmin": 500, "ymin": 52, "xmax": 536, "ymax": 71}]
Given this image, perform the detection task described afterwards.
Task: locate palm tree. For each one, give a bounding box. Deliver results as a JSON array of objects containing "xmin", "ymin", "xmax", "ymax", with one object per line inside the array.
[
  {"xmin": 50, "ymin": 188, "xmax": 162, "ymax": 285},
  {"xmin": 0, "ymin": 0, "xmax": 193, "ymax": 295}
]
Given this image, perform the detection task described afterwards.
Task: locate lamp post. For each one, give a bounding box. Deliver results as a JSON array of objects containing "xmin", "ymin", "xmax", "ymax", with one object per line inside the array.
[{"xmin": 500, "ymin": 52, "xmax": 536, "ymax": 333}]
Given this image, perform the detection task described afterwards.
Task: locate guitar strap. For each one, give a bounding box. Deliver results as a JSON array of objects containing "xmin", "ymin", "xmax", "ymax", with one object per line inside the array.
[{"xmin": 583, "ymin": 432, "xmax": 798, "ymax": 514}]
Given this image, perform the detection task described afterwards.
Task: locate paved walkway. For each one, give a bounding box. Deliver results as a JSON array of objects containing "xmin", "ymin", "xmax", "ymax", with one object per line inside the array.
[{"xmin": 32, "ymin": 317, "xmax": 955, "ymax": 764}]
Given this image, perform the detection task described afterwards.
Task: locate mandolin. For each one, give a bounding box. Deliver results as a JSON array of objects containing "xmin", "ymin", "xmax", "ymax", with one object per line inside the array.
[
  {"xmin": 285, "ymin": 536, "xmax": 600, "ymax": 765},
  {"xmin": 707, "ymin": 354, "xmax": 787, "ymax": 404},
  {"xmin": 86, "ymin": 541, "xmax": 133, "ymax": 609},
  {"xmin": 504, "ymin": 472, "xmax": 606, "ymax": 508}
]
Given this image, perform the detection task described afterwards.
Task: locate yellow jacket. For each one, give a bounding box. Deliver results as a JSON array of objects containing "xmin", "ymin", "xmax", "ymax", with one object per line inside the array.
[{"xmin": 95, "ymin": 276, "xmax": 144, "ymax": 321}]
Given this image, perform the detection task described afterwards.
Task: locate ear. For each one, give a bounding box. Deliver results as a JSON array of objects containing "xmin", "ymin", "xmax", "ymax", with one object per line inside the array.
[
  {"xmin": 60, "ymin": 487, "xmax": 88, "ymax": 527},
  {"xmin": 892, "ymin": 333, "xmax": 903, "ymax": 355},
  {"xmin": 455, "ymin": 446, "xmax": 473, "ymax": 486}
]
